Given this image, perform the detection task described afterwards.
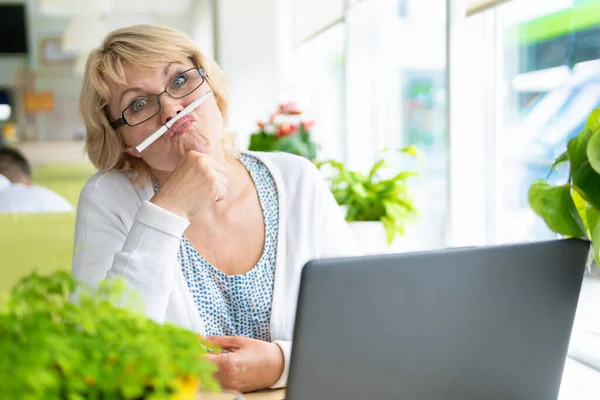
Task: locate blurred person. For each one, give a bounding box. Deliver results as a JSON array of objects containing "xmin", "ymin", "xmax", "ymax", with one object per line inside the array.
[
  {"xmin": 0, "ymin": 171, "xmax": 9, "ymax": 190},
  {"xmin": 73, "ymin": 24, "xmax": 357, "ymax": 393},
  {"xmin": 0, "ymin": 146, "xmax": 74, "ymax": 213}
]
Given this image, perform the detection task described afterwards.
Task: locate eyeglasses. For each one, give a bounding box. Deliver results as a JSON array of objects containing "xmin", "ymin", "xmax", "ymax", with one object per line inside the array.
[{"xmin": 110, "ymin": 68, "xmax": 207, "ymax": 129}]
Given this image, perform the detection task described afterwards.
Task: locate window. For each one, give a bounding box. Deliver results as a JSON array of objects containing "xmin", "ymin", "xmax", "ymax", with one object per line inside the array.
[
  {"xmin": 291, "ymin": 0, "xmax": 599, "ymax": 394},
  {"xmin": 289, "ymin": 23, "xmax": 346, "ymax": 162},
  {"xmin": 495, "ymin": 2, "xmax": 600, "ymax": 393},
  {"xmin": 292, "ymin": 0, "xmax": 449, "ymax": 251},
  {"xmin": 494, "ymin": 0, "xmax": 600, "ymax": 244},
  {"xmin": 452, "ymin": 0, "xmax": 600, "ymax": 396}
]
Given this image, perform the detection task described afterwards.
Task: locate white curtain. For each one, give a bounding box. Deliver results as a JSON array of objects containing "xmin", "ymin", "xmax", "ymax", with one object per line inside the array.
[
  {"xmin": 466, "ymin": 0, "xmax": 514, "ymax": 16},
  {"xmin": 293, "ymin": 0, "xmax": 345, "ymax": 44},
  {"xmin": 41, "ymin": 0, "xmax": 191, "ymax": 15}
]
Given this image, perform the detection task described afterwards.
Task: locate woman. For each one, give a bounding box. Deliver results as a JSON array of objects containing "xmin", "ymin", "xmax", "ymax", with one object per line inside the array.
[{"xmin": 73, "ymin": 24, "xmax": 357, "ymax": 392}]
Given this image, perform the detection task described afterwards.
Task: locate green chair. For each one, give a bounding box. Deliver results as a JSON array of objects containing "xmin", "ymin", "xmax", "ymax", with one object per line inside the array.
[
  {"xmin": 0, "ymin": 212, "xmax": 76, "ymax": 294},
  {"xmin": 0, "ymin": 163, "xmax": 95, "ymax": 294},
  {"xmin": 31, "ymin": 163, "xmax": 96, "ymax": 207}
]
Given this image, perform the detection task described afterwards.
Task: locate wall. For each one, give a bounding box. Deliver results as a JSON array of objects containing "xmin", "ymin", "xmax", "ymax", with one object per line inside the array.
[
  {"xmin": 0, "ymin": 56, "xmax": 27, "ymax": 87},
  {"xmin": 187, "ymin": 0, "xmax": 215, "ymax": 60},
  {"xmin": 346, "ymin": 0, "xmax": 446, "ymax": 170},
  {"xmin": 448, "ymin": 2, "xmax": 489, "ymax": 246},
  {"xmin": 27, "ymin": 7, "xmax": 83, "ymax": 140},
  {"xmin": 24, "ymin": 3, "xmax": 213, "ymax": 141},
  {"xmin": 1, "ymin": 0, "xmax": 285, "ymax": 144},
  {"xmin": 215, "ymin": 0, "xmax": 292, "ymax": 150},
  {"xmin": 0, "ymin": 0, "xmax": 29, "ymax": 137},
  {"xmin": 0, "ymin": 56, "xmax": 26, "ymax": 139},
  {"xmin": 0, "ymin": 0, "xmax": 291, "ymax": 145}
]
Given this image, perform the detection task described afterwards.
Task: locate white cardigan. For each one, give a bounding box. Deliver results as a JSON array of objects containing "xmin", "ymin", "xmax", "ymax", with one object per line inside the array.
[{"xmin": 72, "ymin": 151, "xmax": 358, "ymax": 388}]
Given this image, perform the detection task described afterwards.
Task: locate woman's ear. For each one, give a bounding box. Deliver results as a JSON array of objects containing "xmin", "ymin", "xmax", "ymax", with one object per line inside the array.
[
  {"xmin": 123, "ymin": 144, "xmax": 142, "ymax": 159},
  {"xmin": 121, "ymin": 135, "xmax": 142, "ymax": 158}
]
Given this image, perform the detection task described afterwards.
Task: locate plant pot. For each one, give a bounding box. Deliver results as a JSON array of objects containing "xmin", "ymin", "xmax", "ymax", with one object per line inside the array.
[{"xmin": 348, "ymin": 221, "xmax": 400, "ymax": 255}]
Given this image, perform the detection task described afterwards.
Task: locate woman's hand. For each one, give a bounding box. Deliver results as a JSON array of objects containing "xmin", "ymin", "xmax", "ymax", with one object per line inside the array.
[
  {"xmin": 150, "ymin": 151, "xmax": 228, "ymax": 219},
  {"xmin": 205, "ymin": 336, "xmax": 285, "ymax": 393}
]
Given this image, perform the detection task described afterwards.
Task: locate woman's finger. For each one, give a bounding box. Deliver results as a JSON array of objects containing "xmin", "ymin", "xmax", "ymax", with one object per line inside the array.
[
  {"xmin": 205, "ymin": 352, "xmax": 227, "ymax": 365},
  {"xmin": 207, "ymin": 335, "xmax": 244, "ymax": 350},
  {"xmin": 203, "ymin": 154, "xmax": 227, "ymax": 175}
]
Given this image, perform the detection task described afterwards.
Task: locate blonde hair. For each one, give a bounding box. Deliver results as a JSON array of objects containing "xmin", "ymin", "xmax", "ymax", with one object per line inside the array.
[{"xmin": 80, "ymin": 24, "xmax": 230, "ymax": 186}]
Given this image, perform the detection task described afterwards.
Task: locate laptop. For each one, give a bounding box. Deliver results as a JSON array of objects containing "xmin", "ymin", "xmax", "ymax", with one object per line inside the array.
[{"xmin": 285, "ymin": 239, "xmax": 589, "ymax": 400}]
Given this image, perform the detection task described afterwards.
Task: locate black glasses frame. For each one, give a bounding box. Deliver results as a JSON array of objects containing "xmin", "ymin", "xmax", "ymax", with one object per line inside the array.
[{"xmin": 110, "ymin": 68, "xmax": 207, "ymax": 129}]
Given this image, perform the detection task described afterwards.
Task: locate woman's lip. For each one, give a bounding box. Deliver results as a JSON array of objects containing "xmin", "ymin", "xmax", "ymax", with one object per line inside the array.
[
  {"xmin": 166, "ymin": 114, "xmax": 195, "ymax": 138},
  {"xmin": 171, "ymin": 120, "xmax": 194, "ymax": 138}
]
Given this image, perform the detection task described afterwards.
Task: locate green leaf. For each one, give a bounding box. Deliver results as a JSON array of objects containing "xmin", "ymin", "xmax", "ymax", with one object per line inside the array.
[
  {"xmin": 587, "ymin": 203, "xmax": 600, "ymax": 235},
  {"xmin": 396, "ymin": 198, "xmax": 418, "ymax": 214},
  {"xmin": 586, "ymin": 130, "xmax": 600, "ymax": 175},
  {"xmin": 368, "ymin": 160, "xmax": 386, "ymax": 181},
  {"xmin": 275, "ymin": 135, "xmax": 312, "ymax": 159},
  {"xmin": 399, "ymin": 146, "xmax": 418, "ymax": 157},
  {"xmin": 585, "ymin": 108, "xmax": 600, "ymax": 132},
  {"xmin": 586, "ymin": 205, "xmax": 600, "ymax": 266},
  {"xmin": 390, "ymin": 171, "xmax": 418, "ymax": 182},
  {"xmin": 572, "ymin": 161, "xmax": 600, "ymax": 211},
  {"xmin": 567, "ymin": 128, "xmax": 592, "ymax": 176},
  {"xmin": 248, "ymin": 132, "xmax": 276, "ymax": 152},
  {"xmin": 316, "ymin": 151, "xmax": 418, "ymax": 236},
  {"xmin": 528, "ymin": 180, "xmax": 586, "ymax": 238},
  {"xmin": 383, "ymin": 200, "xmax": 407, "ymax": 222},
  {"xmin": 573, "ymin": 190, "xmax": 590, "ymax": 235},
  {"xmin": 381, "ymin": 216, "xmax": 397, "ymax": 245},
  {"xmin": 350, "ymin": 183, "xmax": 368, "ymax": 199},
  {"xmin": 1, "ymin": 272, "xmax": 222, "ymax": 398},
  {"xmin": 547, "ymin": 150, "xmax": 568, "ymax": 178}
]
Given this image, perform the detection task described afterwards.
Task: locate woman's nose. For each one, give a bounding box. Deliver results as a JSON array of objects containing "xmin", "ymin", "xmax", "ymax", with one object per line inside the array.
[{"xmin": 160, "ymin": 96, "xmax": 183, "ymax": 125}]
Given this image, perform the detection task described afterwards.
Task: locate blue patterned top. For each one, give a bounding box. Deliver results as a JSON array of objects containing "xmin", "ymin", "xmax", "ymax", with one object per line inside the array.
[{"xmin": 152, "ymin": 153, "xmax": 279, "ymax": 341}]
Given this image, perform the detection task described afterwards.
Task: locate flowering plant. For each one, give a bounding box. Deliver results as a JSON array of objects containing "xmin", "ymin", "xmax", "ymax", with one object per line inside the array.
[
  {"xmin": 248, "ymin": 102, "xmax": 318, "ymax": 160},
  {"xmin": 0, "ymin": 271, "xmax": 219, "ymax": 399}
]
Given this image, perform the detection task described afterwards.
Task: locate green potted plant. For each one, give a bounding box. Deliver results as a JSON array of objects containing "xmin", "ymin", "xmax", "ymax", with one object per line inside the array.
[
  {"xmin": 0, "ymin": 271, "xmax": 220, "ymax": 399},
  {"xmin": 316, "ymin": 146, "xmax": 419, "ymax": 254},
  {"xmin": 528, "ymin": 108, "xmax": 600, "ymax": 267},
  {"xmin": 248, "ymin": 102, "xmax": 317, "ymax": 161}
]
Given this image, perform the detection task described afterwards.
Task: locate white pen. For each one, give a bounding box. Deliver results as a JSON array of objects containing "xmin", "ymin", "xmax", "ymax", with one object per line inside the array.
[{"xmin": 135, "ymin": 89, "xmax": 213, "ymax": 153}]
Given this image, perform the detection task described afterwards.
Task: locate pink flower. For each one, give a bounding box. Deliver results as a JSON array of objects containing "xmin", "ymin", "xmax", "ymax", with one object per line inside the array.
[
  {"xmin": 279, "ymin": 102, "xmax": 302, "ymax": 115},
  {"xmin": 301, "ymin": 120, "xmax": 315, "ymax": 130},
  {"xmin": 277, "ymin": 123, "xmax": 299, "ymax": 138},
  {"xmin": 269, "ymin": 112, "xmax": 278, "ymax": 124}
]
